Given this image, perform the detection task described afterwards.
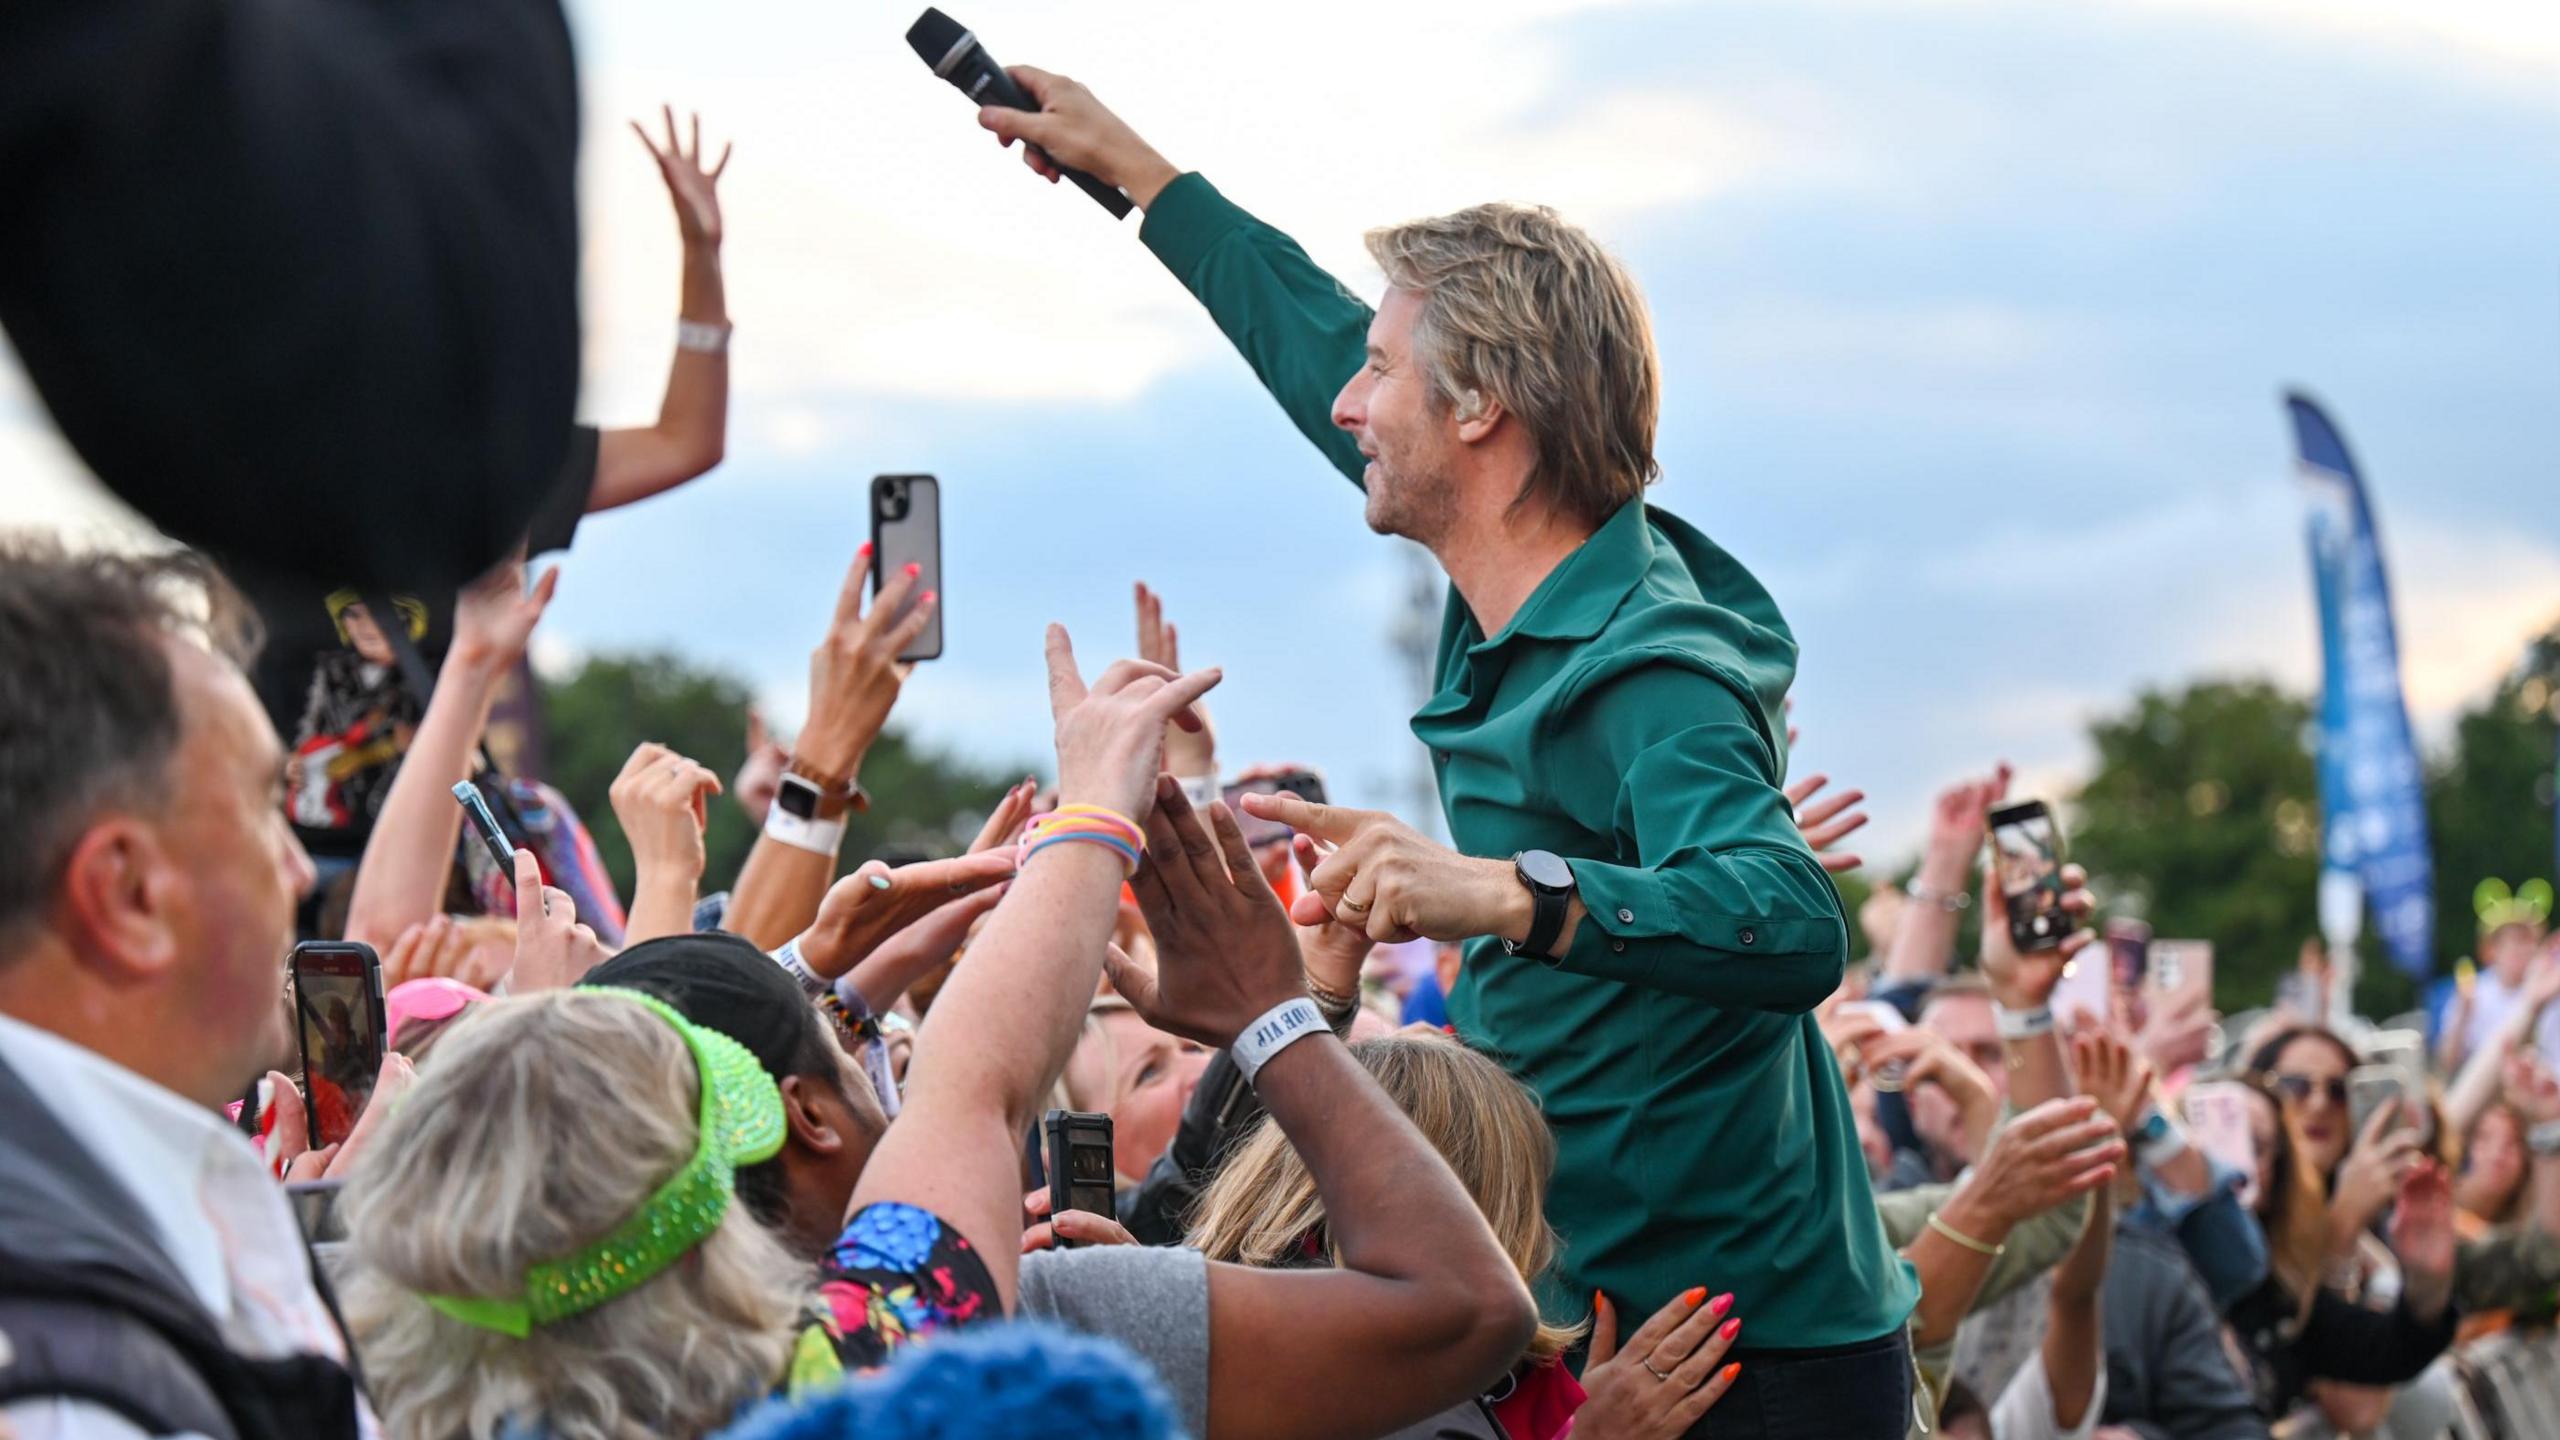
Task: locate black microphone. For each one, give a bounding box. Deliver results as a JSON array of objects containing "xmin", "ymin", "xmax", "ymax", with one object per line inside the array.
[{"xmin": 906, "ymin": 8, "xmax": 1134, "ymax": 220}]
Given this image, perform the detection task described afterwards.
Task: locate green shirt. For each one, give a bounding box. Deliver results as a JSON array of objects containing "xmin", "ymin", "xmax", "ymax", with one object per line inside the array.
[{"xmin": 1141, "ymin": 172, "xmax": 1918, "ymax": 1347}]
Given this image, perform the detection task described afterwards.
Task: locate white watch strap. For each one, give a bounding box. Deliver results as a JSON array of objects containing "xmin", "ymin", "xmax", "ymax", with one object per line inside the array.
[
  {"xmin": 764, "ymin": 805, "xmax": 845, "ymax": 856},
  {"xmin": 1993, "ymin": 1003, "xmax": 2054, "ymax": 1040},
  {"xmin": 677, "ymin": 319, "xmax": 732, "ymax": 354},
  {"xmin": 2136, "ymin": 1111, "xmax": 2191, "ymax": 1168},
  {"xmin": 1233, "ymin": 997, "xmax": 1327, "ymax": 1085}
]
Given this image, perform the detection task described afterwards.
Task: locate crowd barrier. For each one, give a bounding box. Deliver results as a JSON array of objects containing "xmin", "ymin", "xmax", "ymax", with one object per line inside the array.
[{"xmin": 2449, "ymin": 1328, "xmax": 2560, "ymax": 1439}]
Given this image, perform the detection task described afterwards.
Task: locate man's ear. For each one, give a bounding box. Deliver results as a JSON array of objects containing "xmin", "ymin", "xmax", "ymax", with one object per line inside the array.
[
  {"xmin": 55, "ymin": 818, "xmax": 184, "ymax": 983},
  {"xmin": 1453, "ymin": 388, "xmax": 1504, "ymax": 444},
  {"xmin": 780, "ymin": 1073, "xmax": 846, "ymax": 1156}
]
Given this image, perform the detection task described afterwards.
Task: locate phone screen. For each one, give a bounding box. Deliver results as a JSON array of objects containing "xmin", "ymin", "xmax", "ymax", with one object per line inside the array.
[
  {"xmin": 293, "ymin": 943, "xmax": 386, "ymax": 1148},
  {"xmin": 1988, "ymin": 802, "xmax": 2069, "ymax": 952},
  {"xmin": 2182, "ymin": 1081, "xmax": 2259, "ymax": 1207},
  {"xmin": 870, "ymin": 475, "xmax": 944, "ymax": 663},
  {"xmin": 1223, "ymin": 770, "xmax": 1328, "ymax": 849},
  {"xmin": 2051, "ymin": 947, "xmax": 2112, "ymax": 1028},
  {"xmin": 2348, "ymin": 1065, "xmax": 2414, "ymax": 1141}
]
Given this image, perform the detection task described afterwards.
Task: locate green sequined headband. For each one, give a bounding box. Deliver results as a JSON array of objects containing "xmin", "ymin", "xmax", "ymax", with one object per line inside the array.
[{"xmin": 419, "ymin": 988, "xmax": 786, "ymax": 1338}]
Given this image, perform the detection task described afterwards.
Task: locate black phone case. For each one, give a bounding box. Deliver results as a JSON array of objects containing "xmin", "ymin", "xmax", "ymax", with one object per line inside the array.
[
  {"xmin": 1042, "ymin": 1108, "xmax": 1116, "ymax": 1247},
  {"xmin": 291, "ymin": 942, "xmax": 387, "ymax": 1148}
]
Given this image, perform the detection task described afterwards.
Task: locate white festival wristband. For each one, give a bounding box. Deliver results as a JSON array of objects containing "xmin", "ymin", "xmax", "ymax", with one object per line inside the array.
[
  {"xmin": 763, "ymin": 805, "xmax": 845, "ymax": 856},
  {"xmin": 1233, "ymin": 997, "xmax": 1328, "ymax": 1085},
  {"xmin": 677, "ymin": 319, "xmax": 733, "ymax": 354},
  {"xmin": 770, "ymin": 936, "xmax": 830, "ymax": 1000},
  {"xmin": 1993, "ymin": 1003, "xmax": 2054, "ymax": 1040}
]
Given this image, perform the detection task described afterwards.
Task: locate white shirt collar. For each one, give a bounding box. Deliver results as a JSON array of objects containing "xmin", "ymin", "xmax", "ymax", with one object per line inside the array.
[{"xmin": 0, "ymin": 1010, "xmax": 249, "ymax": 1316}]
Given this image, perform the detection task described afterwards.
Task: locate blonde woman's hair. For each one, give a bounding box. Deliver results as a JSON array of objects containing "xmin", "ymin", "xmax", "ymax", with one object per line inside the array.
[
  {"xmin": 338, "ymin": 991, "xmax": 810, "ymax": 1440},
  {"xmin": 1364, "ymin": 204, "xmax": 1661, "ymax": 528},
  {"xmin": 1187, "ymin": 1033, "xmax": 1584, "ymax": 1363}
]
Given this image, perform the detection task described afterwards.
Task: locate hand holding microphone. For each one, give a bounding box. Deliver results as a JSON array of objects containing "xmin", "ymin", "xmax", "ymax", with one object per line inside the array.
[{"xmin": 906, "ymin": 9, "xmax": 1179, "ymax": 216}]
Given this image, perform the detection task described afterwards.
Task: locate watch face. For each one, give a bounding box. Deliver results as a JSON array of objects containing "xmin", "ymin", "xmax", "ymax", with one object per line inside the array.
[
  {"xmin": 776, "ymin": 775, "xmax": 822, "ymax": 820},
  {"xmin": 1516, "ymin": 850, "xmax": 1573, "ymax": 891}
]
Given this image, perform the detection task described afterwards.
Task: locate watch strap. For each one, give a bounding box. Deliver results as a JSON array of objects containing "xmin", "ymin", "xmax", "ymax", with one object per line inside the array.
[
  {"xmin": 764, "ymin": 804, "xmax": 846, "ymax": 856},
  {"xmin": 1993, "ymin": 1003, "xmax": 2054, "ymax": 1040}
]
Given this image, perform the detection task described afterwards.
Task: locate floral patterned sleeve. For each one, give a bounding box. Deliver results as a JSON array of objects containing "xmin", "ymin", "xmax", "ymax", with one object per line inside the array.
[{"xmin": 789, "ymin": 1200, "xmax": 1002, "ymax": 1386}]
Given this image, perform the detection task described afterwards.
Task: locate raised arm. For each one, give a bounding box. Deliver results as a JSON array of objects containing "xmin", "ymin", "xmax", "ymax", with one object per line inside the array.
[
  {"xmin": 609, "ymin": 742, "xmax": 724, "ymax": 944},
  {"xmin": 1881, "ymin": 767, "xmax": 2008, "ymax": 986},
  {"xmin": 342, "ymin": 558, "xmax": 556, "ymax": 950},
  {"xmin": 590, "ymin": 108, "xmax": 732, "ymax": 513},
  {"xmin": 725, "ymin": 544, "xmax": 933, "ymax": 948},
  {"xmin": 976, "ymin": 68, "xmax": 1371, "ymax": 485},
  {"xmin": 1110, "ymin": 784, "xmax": 1538, "ymax": 1440},
  {"xmin": 848, "ymin": 628, "xmax": 1219, "ymax": 1309}
]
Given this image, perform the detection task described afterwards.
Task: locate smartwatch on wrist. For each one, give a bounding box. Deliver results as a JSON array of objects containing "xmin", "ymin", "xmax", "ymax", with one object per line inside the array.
[
  {"xmin": 778, "ymin": 761, "xmax": 867, "ymax": 823},
  {"xmin": 1501, "ymin": 850, "xmax": 1576, "ymax": 960}
]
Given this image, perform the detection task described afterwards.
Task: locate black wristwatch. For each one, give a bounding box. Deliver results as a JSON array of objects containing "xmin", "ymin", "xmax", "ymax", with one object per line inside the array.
[{"xmin": 1502, "ymin": 850, "xmax": 1576, "ymax": 959}]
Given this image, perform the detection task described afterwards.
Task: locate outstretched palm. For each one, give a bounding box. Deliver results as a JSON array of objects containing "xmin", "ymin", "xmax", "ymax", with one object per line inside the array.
[{"xmin": 632, "ymin": 105, "xmax": 730, "ymax": 247}]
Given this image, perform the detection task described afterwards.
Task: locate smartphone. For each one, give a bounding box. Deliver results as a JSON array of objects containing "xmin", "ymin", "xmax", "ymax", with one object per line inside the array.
[
  {"xmin": 2051, "ymin": 945, "xmax": 2113, "ymax": 1028},
  {"xmin": 291, "ymin": 942, "xmax": 388, "ymax": 1149},
  {"xmin": 870, "ymin": 474, "xmax": 943, "ymax": 663},
  {"xmin": 2106, "ymin": 919, "xmax": 2152, "ymax": 992},
  {"xmin": 2149, "ymin": 939, "xmax": 2214, "ymax": 1005},
  {"xmin": 452, "ymin": 781, "xmax": 514, "ymax": 873},
  {"xmin": 286, "ymin": 1178, "xmax": 349, "ymax": 1245},
  {"xmin": 1987, "ymin": 800, "xmax": 2070, "ymax": 954},
  {"xmin": 2348, "ymin": 1064, "xmax": 2432, "ymax": 1147},
  {"xmin": 1224, "ymin": 769, "xmax": 1329, "ymax": 849},
  {"xmin": 2182, "ymin": 1080, "xmax": 2260, "ymax": 1207},
  {"xmin": 1042, "ymin": 1108, "xmax": 1116, "ymax": 1247},
  {"xmin": 1835, "ymin": 999, "xmax": 1912, "ymax": 1091}
]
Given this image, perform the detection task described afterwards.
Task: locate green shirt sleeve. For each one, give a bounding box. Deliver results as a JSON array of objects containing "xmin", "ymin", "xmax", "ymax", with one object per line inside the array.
[
  {"xmin": 1545, "ymin": 658, "xmax": 1848, "ymax": 1010},
  {"xmin": 1138, "ymin": 172, "xmax": 1372, "ymax": 486}
]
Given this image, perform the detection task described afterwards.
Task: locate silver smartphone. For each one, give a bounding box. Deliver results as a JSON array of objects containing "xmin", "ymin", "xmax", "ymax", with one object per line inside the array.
[{"xmin": 870, "ymin": 474, "xmax": 944, "ymax": 662}]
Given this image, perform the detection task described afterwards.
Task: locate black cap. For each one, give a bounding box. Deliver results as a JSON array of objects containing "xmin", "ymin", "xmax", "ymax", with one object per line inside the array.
[
  {"xmin": 906, "ymin": 8, "xmax": 967, "ymax": 67},
  {"xmin": 581, "ymin": 932, "xmax": 828, "ymax": 1084}
]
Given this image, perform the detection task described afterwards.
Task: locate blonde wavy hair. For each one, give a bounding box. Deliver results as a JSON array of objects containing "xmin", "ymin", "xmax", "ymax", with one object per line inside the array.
[
  {"xmin": 1364, "ymin": 204, "xmax": 1661, "ymax": 528},
  {"xmin": 1188, "ymin": 1033, "xmax": 1584, "ymax": 1363},
  {"xmin": 338, "ymin": 991, "xmax": 811, "ymax": 1440}
]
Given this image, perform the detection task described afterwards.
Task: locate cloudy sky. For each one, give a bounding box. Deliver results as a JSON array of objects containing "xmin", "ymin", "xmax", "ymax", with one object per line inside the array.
[{"xmin": 7, "ymin": 0, "xmax": 2555, "ymax": 860}]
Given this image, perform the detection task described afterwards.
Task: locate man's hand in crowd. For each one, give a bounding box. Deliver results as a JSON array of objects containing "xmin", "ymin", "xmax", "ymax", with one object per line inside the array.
[
  {"xmin": 733, "ymin": 708, "xmax": 789, "ymax": 828},
  {"xmin": 448, "ymin": 551, "xmax": 560, "ymax": 676},
  {"xmin": 1020, "ymin": 1186, "xmax": 1138, "ymax": 1253},
  {"xmin": 509, "ymin": 850, "xmax": 612, "ymax": 993},
  {"xmin": 1862, "ymin": 1028, "xmax": 2000, "ymax": 1154},
  {"xmin": 380, "ymin": 914, "xmax": 510, "ymax": 993},
  {"xmin": 611, "ymin": 742, "xmax": 723, "ymax": 886},
  {"xmin": 1046, "ymin": 624, "xmax": 1220, "ymax": 821},
  {"xmin": 630, "ymin": 105, "xmax": 729, "ymax": 250},
  {"xmin": 1110, "ymin": 778, "xmax": 1309, "ymax": 1050},
  {"xmin": 1292, "ymin": 833, "xmax": 1380, "ymax": 1006},
  {"xmin": 974, "ymin": 67, "xmax": 1181, "ymax": 210},
  {"xmin": 797, "ymin": 543, "xmax": 937, "ymax": 785},
  {"xmin": 1959, "ymin": 1096, "xmax": 2124, "ymax": 1233},
  {"xmin": 267, "ymin": 1052, "xmax": 418, "ymax": 1182},
  {"xmin": 2389, "ymin": 1158, "xmax": 2457, "ymax": 1322},
  {"xmin": 1978, "ymin": 861, "xmax": 2098, "ymax": 1012},
  {"xmin": 1136, "ymin": 582, "xmax": 1217, "ymax": 782},
  {"xmin": 1784, "ymin": 772, "xmax": 1868, "ymax": 875},
  {"xmin": 1246, "ymin": 794, "xmax": 1540, "ymax": 948},
  {"xmin": 1916, "ymin": 764, "xmax": 2010, "ymax": 896},
  {"xmin": 1574, "ymin": 1287, "xmax": 1743, "ymax": 1439},
  {"xmin": 2071, "ymin": 1027, "xmax": 2157, "ymax": 1135},
  {"xmin": 2329, "ymin": 1103, "xmax": 2423, "ymax": 1252},
  {"xmin": 795, "ymin": 851, "xmax": 1020, "ymax": 981}
]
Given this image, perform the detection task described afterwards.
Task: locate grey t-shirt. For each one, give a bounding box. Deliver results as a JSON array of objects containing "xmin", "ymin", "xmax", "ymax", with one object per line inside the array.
[{"xmin": 1018, "ymin": 1244, "xmax": 1210, "ymax": 1439}]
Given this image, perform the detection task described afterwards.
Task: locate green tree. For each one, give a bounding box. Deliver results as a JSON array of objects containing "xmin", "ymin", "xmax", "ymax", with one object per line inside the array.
[
  {"xmin": 2071, "ymin": 679, "xmax": 2325, "ymax": 1013},
  {"xmin": 2427, "ymin": 617, "xmax": 2560, "ymax": 964},
  {"xmin": 537, "ymin": 651, "xmax": 1029, "ymax": 905}
]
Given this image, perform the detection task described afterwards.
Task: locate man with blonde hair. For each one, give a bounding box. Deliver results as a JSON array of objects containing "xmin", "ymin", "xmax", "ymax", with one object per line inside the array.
[{"xmin": 980, "ymin": 73, "xmax": 1918, "ymax": 1438}]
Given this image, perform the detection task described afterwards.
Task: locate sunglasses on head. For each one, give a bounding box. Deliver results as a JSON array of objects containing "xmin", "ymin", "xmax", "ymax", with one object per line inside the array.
[{"xmin": 2272, "ymin": 1073, "xmax": 2348, "ymax": 1107}]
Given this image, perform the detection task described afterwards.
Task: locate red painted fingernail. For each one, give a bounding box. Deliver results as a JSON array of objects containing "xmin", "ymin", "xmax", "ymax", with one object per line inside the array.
[
  {"xmin": 857, "ymin": 541, "xmax": 872, "ymax": 557},
  {"xmin": 1681, "ymin": 1286, "xmax": 1706, "ymax": 1308},
  {"xmin": 905, "ymin": 562, "xmax": 921, "ymax": 577},
  {"xmin": 1720, "ymin": 1363, "xmax": 1741, "ymax": 1385},
  {"xmin": 921, "ymin": 590, "xmax": 937, "ymax": 604},
  {"xmin": 1720, "ymin": 1316, "xmax": 1741, "ymax": 1341},
  {"xmin": 1708, "ymin": 1292, "xmax": 1733, "ymax": 1317}
]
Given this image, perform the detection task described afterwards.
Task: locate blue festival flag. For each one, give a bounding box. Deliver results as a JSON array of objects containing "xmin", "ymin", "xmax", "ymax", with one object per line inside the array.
[{"xmin": 2288, "ymin": 392, "xmax": 2436, "ymax": 978}]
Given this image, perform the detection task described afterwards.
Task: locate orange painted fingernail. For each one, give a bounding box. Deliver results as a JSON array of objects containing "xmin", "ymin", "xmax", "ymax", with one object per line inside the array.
[
  {"xmin": 1720, "ymin": 1363, "xmax": 1741, "ymax": 1385},
  {"xmin": 1720, "ymin": 1317, "xmax": 1741, "ymax": 1341},
  {"xmin": 1708, "ymin": 1292, "xmax": 1733, "ymax": 1317},
  {"xmin": 1682, "ymin": 1286, "xmax": 1706, "ymax": 1308}
]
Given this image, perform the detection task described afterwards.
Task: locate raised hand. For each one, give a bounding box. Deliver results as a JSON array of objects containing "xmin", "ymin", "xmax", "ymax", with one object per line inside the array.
[
  {"xmin": 1784, "ymin": 773, "xmax": 1868, "ymax": 875},
  {"xmin": 610, "ymin": 742, "xmax": 724, "ymax": 884},
  {"xmin": 380, "ymin": 914, "xmax": 511, "ymax": 993},
  {"xmin": 1242, "ymin": 791, "xmax": 1521, "ymax": 947},
  {"xmin": 1020, "ymin": 1186, "xmax": 1138, "ymax": 1253},
  {"xmin": 268, "ymin": 1051, "xmax": 418, "ymax": 1182},
  {"xmin": 448, "ymin": 551, "xmax": 560, "ymax": 672},
  {"xmin": 1574, "ymin": 1288, "xmax": 1743, "ymax": 1439},
  {"xmin": 1044, "ymin": 624, "xmax": 1221, "ymax": 820},
  {"xmin": 2071, "ymin": 1027, "xmax": 2158, "ymax": 1135},
  {"xmin": 2135, "ymin": 986, "xmax": 2219, "ymax": 1076},
  {"xmin": 797, "ymin": 543, "xmax": 936, "ymax": 782},
  {"xmin": 1293, "ymin": 833, "xmax": 1380, "ymax": 1005},
  {"xmin": 1136, "ymin": 582, "xmax": 1217, "ymax": 782},
  {"xmin": 973, "ymin": 67, "xmax": 1180, "ymax": 207},
  {"xmin": 968, "ymin": 777, "xmax": 1041, "ymax": 856},
  {"xmin": 796, "ymin": 850, "xmax": 1020, "ymax": 981},
  {"xmin": 509, "ymin": 849, "xmax": 612, "ymax": 993},
  {"xmin": 2388, "ymin": 1159, "xmax": 2457, "ymax": 1321},
  {"xmin": 2329, "ymin": 1102, "xmax": 2423, "ymax": 1242},
  {"xmin": 732, "ymin": 708, "xmax": 789, "ymax": 827},
  {"xmin": 630, "ymin": 105, "xmax": 729, "ymax": 248},
  {"xmin": 1964, "ymin": 1096, "xmax": 2125, "ymax": 1229},
  {"xmin": 1979, "ymin": 861, "xmax": 2098, "ymax": 1012},
  {"xmin": 1108, "ymin": 777, "xmax": 1309, "ymax": 1050},
  {"xmin": 2503, "ymin": 1053, "xmax": 2560, "ymax": 1125}
]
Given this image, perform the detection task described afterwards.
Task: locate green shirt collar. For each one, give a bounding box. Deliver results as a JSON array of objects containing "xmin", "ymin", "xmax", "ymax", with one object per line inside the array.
[{"xmin": 1474, "ymin": 500, "xmax": 1651, "ymax": 650}]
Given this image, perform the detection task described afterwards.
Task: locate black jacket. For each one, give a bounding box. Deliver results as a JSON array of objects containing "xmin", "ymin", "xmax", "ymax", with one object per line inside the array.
[
  {"xmin": 0, "ymin": 1051, "xmax": 363, "ymax": 1440},
  {"xmin": 2099, "ymin": 1224, "xmax": 2272, "ymax": 1440}
]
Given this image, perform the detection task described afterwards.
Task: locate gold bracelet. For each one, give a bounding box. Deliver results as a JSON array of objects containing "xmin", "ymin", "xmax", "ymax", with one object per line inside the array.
[{"xmin": 1926, "ymin": 1212, "xmax": 2005, "ymax": 1258}]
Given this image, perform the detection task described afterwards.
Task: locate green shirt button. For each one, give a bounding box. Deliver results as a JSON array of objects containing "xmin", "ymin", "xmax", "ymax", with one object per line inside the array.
[
  {"xmin": 1739, "ymin": 928, "xmax": 1757, "ymax": 946},
  {"xmin": 1615, "ymin": 907, "xmax": 1635, "ymax": 924}
]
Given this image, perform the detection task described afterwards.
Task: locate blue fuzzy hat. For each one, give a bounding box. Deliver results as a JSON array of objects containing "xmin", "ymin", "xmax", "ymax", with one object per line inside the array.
[{"xmin": 718, "ymin": 1321, "xmax": 1182, "ymax": 1440}]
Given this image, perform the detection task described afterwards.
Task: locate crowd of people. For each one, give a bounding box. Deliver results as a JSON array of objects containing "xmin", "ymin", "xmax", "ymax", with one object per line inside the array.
[{"xmin": 3, "ymin": 27, "xmax": 2557, "ymax": 1440}]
